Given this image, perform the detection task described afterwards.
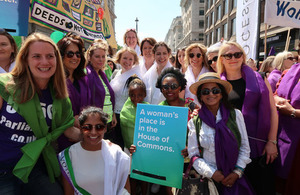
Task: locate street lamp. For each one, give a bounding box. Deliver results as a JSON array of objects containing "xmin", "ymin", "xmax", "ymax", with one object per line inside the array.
[{"xmin": 135, "ymin": 17, "xmax": 139, "ymax": 33}]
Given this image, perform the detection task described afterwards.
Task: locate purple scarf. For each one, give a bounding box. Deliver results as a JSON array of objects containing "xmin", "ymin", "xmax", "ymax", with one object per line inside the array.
[
  {"xmin": 199, "ymin": 104, "xmax": 255, "ymax": 195},
  {"xmin": 67, "ymin": 77, "xmax": 90, "ymax": 116},
  {"xmin": 221, "ymin": 65, "xmax": 271, "ymax": 158},
  {"xmin": 86, "ymin": 64, "xmax": 115, "ymax": 109},
  {"xmin": 267, "ymin": 69, "xmax": 282, "ymax": 93},
  {"xmin": 276, "ymin": 63, "xmax": 300, "ymax": 179}
]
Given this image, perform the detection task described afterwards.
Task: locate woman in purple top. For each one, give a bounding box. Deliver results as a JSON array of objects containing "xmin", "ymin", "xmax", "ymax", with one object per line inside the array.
[
  {"xmin": 56, "ymin": 33, "xmax": 90, "ymax": 151},
  {"xmin": 217, "ymin": 41, "xmax": 278, "ymax": 195},
  {"xmin": 274, "ymin": 63, "xmax": 300, "ymax": 193},
  {"xmin": 268, "ymin": 51, "xmax": 294, "ymax": 93},
  {"xmin": 85, "ymin": 40, "xmax": 117, "ymax": 143}
]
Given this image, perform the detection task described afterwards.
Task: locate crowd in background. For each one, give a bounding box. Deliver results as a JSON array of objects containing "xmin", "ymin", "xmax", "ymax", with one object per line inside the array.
[{"xmin": 0, "ymin": 27, "xmax": 300, "ymax": 195}]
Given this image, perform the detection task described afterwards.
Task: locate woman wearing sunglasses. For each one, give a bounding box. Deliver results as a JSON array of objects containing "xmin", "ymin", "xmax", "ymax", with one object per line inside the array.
[
  {"xmin": 0, "ymin": 28, "xmax": 17, "ymax": 73},
  {"xmin": 217, "ymin": 41, "xmax": 278, "ymax": 195},
  {"xmin": 59, "ymin": 106, "xmax": 130, "ymax": 195},
  {"xmin": 184, "ymin": 43, "xmax": 211, "ymax": 106},
  {"xmin": 0, "ymin": 33, "xmax": 75, "ymax": 194},
  {"xmin": 206, "ymin": 40, "xmax": 226, "ymax": 73},
  {"xmin": 56, "ymin": 33, "xmax": 90, "ymax": 151},
  {"xmin": 268, "ymin": 51, "xmax": 294, "ymax": 93},
  {"xmin": 187, "ymin": 72, "xmax": 254, "ymax": 194}
]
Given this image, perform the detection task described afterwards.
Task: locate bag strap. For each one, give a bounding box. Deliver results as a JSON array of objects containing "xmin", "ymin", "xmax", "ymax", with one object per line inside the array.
[{"xmin": 184, "ymin": 155, "xmax": 200, "ymax": 178}]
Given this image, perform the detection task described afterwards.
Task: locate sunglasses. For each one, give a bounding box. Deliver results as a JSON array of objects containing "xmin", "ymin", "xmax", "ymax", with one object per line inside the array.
[
  {"xmin": 200, "ymin": 88, "xmax": 222, "ymax": 96},
  {"xmin": 222, "ymin": 52, "xmax": 243, "ymax": 60},
  {"xmin": 286, "ymin": 57, "xmax": 294, "ymax": 61},
  {"xmin": 189, "ymin": 53, "xmax": 202, "ymax": 58},
  {"xmin": 208, "ymin": 56, "xmax": 218, "ymax": 65},
  {"xmin": 81, "ymin": 124, "xmax": 106, "ymax": 131},
  {"xmin": 162, "ymin": 83, "xmax": 179, "ymax": 90},
  {"xmin": 66, "ymin": 51, "xmax": 81, "ymax": 58}
]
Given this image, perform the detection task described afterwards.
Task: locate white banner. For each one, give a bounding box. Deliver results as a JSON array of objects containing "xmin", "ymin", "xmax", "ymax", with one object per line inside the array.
[
  {"xmin": 236, "ymin": 0, "xmax": 259, "ymax": 60},
  {"xmin": 265, "ymin": 0, "xmax": 300, "ymax": 29}
]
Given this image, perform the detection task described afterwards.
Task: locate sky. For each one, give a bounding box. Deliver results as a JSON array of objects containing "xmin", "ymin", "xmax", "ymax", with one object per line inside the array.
[{"xmin": 114, "ymin": 0, "xmax": 182, "ymax": 46}]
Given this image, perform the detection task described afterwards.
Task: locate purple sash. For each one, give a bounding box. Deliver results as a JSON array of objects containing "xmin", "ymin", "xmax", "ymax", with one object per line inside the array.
[
  {"xmin": 67, "ymin": 77, "xmax": 90, "ymax": 116},
  {"xmin": 267, "ymin": 69, "xmax": 282, "ymax": 93},
  {"xmin": 221, "ymin": 65, "xmax": 271, "ymax": 158},
  {"xmin": 276, "ymin": 63, "xmax": 300, "ymax": 179},
  {"xmin": 86, "ymin": 64, "xmax": 115, "ymax": 109},
  {"xmin": 199, "ymin": 104, "xmax": 255, "ymax": 195}
]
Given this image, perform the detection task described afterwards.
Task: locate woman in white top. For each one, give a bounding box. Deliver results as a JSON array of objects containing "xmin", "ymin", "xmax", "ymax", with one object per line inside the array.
[
  {"xmin": 187, "ymin": 72, "xmax": 254, "ymax": 194},
  {"xmin": 143, "ymin": 42, "xmax": 173, "ymax": 104},
  {"xmin": 123, "ymin": 29, "xmax": 141, "ymax": 57},
  {"xmin": 184, "ymin": 43, "xmax": 211, "ymax": 106},
  {"xmin": 139, "ymin": 37, "xmax": 156, "ymax": 74},
  {"xmin": 0, "ymin": 28, "xmax": 17, "ymax": 73},
  {"xmin": 110, "ymin": 47, "xmax": 141, "ymax": 149},
  {"xmin": 59, "ymin": 106, "xmax": 130, "ymax": 195}
]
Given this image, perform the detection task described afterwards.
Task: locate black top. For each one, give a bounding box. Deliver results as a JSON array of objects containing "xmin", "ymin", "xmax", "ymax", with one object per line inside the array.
[{"xmin": 228, "ymin": 78, "xmax": 246, "ymax": 111}]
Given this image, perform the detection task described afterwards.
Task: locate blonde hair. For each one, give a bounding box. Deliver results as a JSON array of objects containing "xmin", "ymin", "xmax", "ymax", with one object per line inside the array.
[
  {"xmin": 123, "ymin": 29, "xmax": 140, "ymax": 46},
  {"xmin": 217, "ymin": 41, "xmax": 247, "ymax": 75},
  {"xmin": 259, "ymin": 56, "xmax": 275, "ymax": 73},
  {"xmin": 8, "ymin": 32, "xmax": 68, "ymax": 103},
  {"xmin": 114, "ymin": 47, "xmax": 139, "ymax": 66},
  {"xmin": 273, "ymin": 51, "xmax": 293, "ymax": 72},
  {"xmin": 85, "ymin": 41, "xmax": 108, "ymax": 71},
  {"xmin": 184, "ymin": 43, "xmax": 209, "ymax": 70}
]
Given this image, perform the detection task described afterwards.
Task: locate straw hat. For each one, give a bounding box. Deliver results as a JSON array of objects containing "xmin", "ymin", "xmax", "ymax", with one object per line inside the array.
[{"xmin": 189, "ymin": 72, "xmax": 232, "ymax": 95}]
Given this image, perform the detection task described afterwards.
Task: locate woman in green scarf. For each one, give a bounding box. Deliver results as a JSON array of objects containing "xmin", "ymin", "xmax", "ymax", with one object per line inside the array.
[{"xmin": 0, "ymin": 33, "xmax": 75, "ymax": 194}]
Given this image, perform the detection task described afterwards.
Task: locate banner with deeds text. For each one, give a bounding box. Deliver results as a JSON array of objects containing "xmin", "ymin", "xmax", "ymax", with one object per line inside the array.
[
  {"xmin": 0, "ymin": 0, "xmax": 30, "ymax": 36},
  {"xmin": 131, "ymin": 104, "xmax": 188, "ymax": 189},
  {"xmin": 236, "ymin": 0, "xmax": 259, "ymax": 60},
  {"xmin": 265, "ymin": 0, "xmax": 300, "ymax": 29},
  {"xmin": 29, "ymin": 0, "xmax": 117, "ymax": 48}
]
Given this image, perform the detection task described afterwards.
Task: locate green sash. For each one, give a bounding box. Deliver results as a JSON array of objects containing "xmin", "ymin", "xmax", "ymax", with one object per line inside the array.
[
  {"xmin": 59, "ymin": 147, "xmax": 91, "ymax": 195},
  {"xmin": 0, "ymin": 74, "xmax": 74, "ymax": 183}
]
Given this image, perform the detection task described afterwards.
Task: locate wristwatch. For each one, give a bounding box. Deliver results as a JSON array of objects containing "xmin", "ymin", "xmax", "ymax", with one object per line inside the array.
[
  {"xmin": 268, "ymin": 140, "xmax": 277, "ymax": 145},
  {"xmin": 291, "ymin": 109, "xmax": 296, "ymax": 118}
]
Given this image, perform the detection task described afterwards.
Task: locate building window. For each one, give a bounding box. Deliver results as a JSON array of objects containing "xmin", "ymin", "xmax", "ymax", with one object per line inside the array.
[
  {"xmin": 199, "ymin": 33, "xmax": 204, "ymax": 41},
  {"xmin": 199, "ymin": 8, "xmax": 204, "ymax": 15},
  {"xmin": 217, "ymin": 5, "xmax": 221, "ymax": 21},
  {"xmin": 207, "ymin": 0, "xmax": 210, "ymax": 9},
  {"xmin": 199, "ymin": 20, "xmax": 204, "ymax": 28},
  {"xmin": 211, "ymin": 11, "xmax": 214, "ymax": 25},
  {"xmin": 217, "ymin": 28, "xmax": 221, "ymax": 41},
  {"xmin": 224, "ymin": 0, "xmax": 228, "ymax": 15},
  {"xmin": 200, "ymin": 0, "xmax": 204, "ymax": 3},
  {"xmin": 231, "ymin": 18, "xmax": 236, "ymax": 36},
  {"xmin": 206, "ymin": 34, "xmax": 210, "ymax": 45},
  {"xmin": 211, "ymin": 31, "xmax": 214, "ymax": 44},
  {"xmin": 223, "ymin": 23, "xmax": 228, "ymax": 39},
  {"xmin": 233, "ymin": 0, "xmax": 237, "ymax": 8},
  {"xmin": 206, "ymin": 15, "xmax": 210, "ymax": 28}
]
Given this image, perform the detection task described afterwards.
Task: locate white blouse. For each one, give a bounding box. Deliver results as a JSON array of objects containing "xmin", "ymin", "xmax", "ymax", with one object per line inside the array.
[
  {"xmin": 143, "ymin": 61, "xmax": 173, "ymax": 105},
  {"xmin": 184, "ymin": 65, "xmax": 210, "ymax": 106},
  {"xmin": 187, "ymin": 108, "xmax": 251, "ymax": 178}
]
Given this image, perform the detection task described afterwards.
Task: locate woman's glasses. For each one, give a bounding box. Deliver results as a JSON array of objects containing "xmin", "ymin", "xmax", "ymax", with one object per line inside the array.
[
  {"xmin": 162, "ymin": 83, "xmax": 179, "ymax": 90},
  {"xmin": 201, "ymin": 88, "xmax": 222, "ymax": 96},
  {"xmin": 81, "ymin": 124, "xmax": 106, "ymax": 131},
  {"xmin": 208, "ymin": 56, "xmax": 218, "ymax": 65},
  {"xmin": 66, "ymin": 51, "xmax": 81, "ymax": 58},
  {"xmin": 221, "ymin": 52, "xmax": 243, "ymax": 60},
  {"xmin": 189, "ymin": 53, "xmax": 201, "ymax": 58}
]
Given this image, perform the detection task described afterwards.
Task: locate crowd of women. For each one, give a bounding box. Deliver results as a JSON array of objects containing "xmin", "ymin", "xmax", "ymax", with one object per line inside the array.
[{"xmin": 0, "ymin": 27, "xmax": 299, "ymax": 195}]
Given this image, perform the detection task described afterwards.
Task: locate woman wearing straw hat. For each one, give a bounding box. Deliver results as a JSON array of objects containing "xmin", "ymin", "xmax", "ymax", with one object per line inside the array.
[{"xmin": 187, "ymin": 72, "xmax": 255, "ymax": 195}]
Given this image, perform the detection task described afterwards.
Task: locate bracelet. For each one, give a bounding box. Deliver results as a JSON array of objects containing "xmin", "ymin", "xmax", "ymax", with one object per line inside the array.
[
  {"xmin": 234, "ymin": 165, "xmax": 244, "ymax": 172},
  {"xmin": 268, "ymin": 140, "xmax": 277, "ymax": 145},
  {"xmin": 233, "ymin": 168, "xmax": 243, "ymax": 178},
  {"xmin": 291, "ymin": 109, "xmax": 296, "ymax": 118}
]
